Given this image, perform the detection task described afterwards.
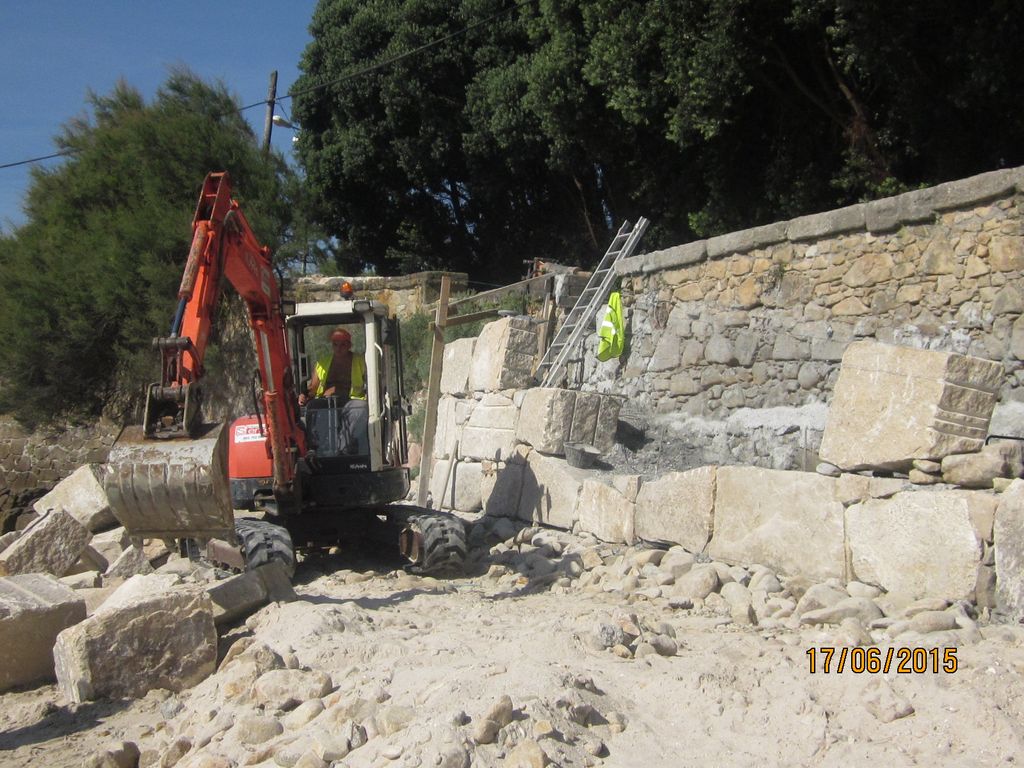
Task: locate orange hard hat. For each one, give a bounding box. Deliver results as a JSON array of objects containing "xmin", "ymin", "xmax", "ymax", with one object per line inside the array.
[{"xmin": 331, "ymin": 328, "xmax": 352, "ymax": 343}]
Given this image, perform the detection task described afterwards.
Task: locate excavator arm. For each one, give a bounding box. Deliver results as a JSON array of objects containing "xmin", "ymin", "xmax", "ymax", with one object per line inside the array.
[{"xmin": 103, "ymin": 172, "xmax": 304, "ymax": 540}]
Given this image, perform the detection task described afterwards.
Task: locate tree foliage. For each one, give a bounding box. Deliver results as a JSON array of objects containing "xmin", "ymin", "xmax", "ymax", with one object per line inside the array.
[
  {"xmin": 294, "ymin": 0, "xmax": 1022, "ymax": 278},
  {"xmin": 0, "ymin": 70, "xmax": 294, "ymax": 427}
]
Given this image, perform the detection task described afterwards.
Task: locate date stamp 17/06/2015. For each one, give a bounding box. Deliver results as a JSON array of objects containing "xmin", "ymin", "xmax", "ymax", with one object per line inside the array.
[{"xmin": 806, "ymin": 646, "xmax": 958, "ymax": 674}]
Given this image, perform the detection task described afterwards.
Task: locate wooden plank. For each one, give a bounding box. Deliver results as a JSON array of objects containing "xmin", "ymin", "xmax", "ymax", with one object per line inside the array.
[
  {"xmin": 416, "ymin": 275, "xmax": 450, "ymax": 508},
  {"xmin": 445, "ymin": 308, "xmax": 502, "ymax": 327},
  {"xmin": 445, "ymin": 274, "xmax": 551, "ymax": 310}
]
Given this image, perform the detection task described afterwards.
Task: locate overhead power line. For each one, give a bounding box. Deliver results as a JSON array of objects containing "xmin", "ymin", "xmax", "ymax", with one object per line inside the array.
[{"xmin": 0, "ymin": 0, "xmax": 536, "ymax": 172}]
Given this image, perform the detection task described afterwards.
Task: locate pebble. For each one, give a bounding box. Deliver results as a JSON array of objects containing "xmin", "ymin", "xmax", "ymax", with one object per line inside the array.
[
  {"xmin": 794, "ymin": 583, "xmax": 848, "ymax": 615},
  {"xmin": 730, "ymin": 603, "xmax": 757, "ymax": 626},
  {"xmin": 909, "ymin": 610, "xmax": 959, "ymax": 634},
  {"xmin": 903, "ymin": 598, "xmax": 951, "ymax": 618},
  {"xmin": 720, "ymin": 582, "xmax": 752, "ymax": 608},
  {"xmin": 234, "ymin": 714, "xmax": 283, "ymax": 745},
  {"xmin": 845, "ymin": 581, "xmax": 882, "ymax": 599},
  {"xmin": 282, "ymin": 699, "xmax": 325, "ymax": 730},
  {"xmin": 862, "ymin": 680, "xmax": 914, "ymax": 723},
  {"xmin": 673, "ymin": 565, "xmax": 720, "ymax": 600},
  {"xmin": 505, "ymin": 739, "xmax": 550, "ymax": 768},
  {"xmin": 648, "ymin": 634, "xmax": 678, "ymax": 656},
  {"xmin": 800, "ymin": 597, "xmax": 883, "ymax": 626},
  {"xmin": 253, "ymin": 669, "xmax": 334, "ymax": 711},
  {"xmin": 484, "ymin": 695, "xmax": 515, "ymax": 727},
  {"xmin": 381, "ymin": 744, "xmax": 404, "ymax": 760},
  {"xmin": 472, "ymin": 718, "xmax": 501, "ymax": 745},
  {"xmin": 611, "ymin": 644, "xmax": 633, "ymax": 659}
]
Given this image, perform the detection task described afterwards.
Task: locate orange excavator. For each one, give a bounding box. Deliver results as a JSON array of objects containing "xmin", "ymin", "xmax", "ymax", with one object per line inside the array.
[{"xmin": 102, "ymin": 172, "xmax": 465, "ymax": 575}]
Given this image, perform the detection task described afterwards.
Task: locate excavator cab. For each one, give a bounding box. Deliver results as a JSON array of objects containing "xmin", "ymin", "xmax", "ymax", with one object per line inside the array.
[{"xmin": 226, "ymin": 297, "xmax": 410, "ymax": 526}]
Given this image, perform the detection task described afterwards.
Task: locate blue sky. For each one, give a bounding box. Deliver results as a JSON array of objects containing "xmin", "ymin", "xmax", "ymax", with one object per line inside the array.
[{"xmin": 0, "ymin": 1, "xmax": 319, "ymax": 231}]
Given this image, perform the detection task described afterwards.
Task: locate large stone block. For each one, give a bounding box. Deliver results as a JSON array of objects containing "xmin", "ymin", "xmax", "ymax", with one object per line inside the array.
[
  {"xmin": 846, "ymin": 491, "xmax": 982, "ymax": 601},
  {"xmin": 33, "ymin": 464, "xmax": 116, "ymax": 532},
  {"xmin": 460, "ymin": 394, "xmax": 519, "ymax": 461},
  {"xmin": 708, "ymin": 467, "xmax": 844, "ymax": 582},
  {"xmin": 481, "ymin": 462, "xmax": 525, "ymax": 518},
  {"xmin": 516, "ymin": 388, "xmax": 576, "ymax": 454},
  {"xmin": 577, "ymin": 481, "xmax": 635, "ymax": 544},
  {"xmin": 995, "ymin": 479, "xmax": 1024, "ymax": 621},
  {"xmin": 440, "ymin": 337, "xmax": 476, "ymax": 395},
  {"xmin": 517, "ymin": 452, "xmax": 588, "ymax": 530},
  {"xmin": 433, "ymin": 397, "xmax": 476, "ymax": 460},
  {"xmin": 449, "ymin": 461, "xmax": 483, "ymax": 513},
  {"xmin": 429, "ymin": 458, "xmax": 453, "ymax": 510},
  {"xmin": 468, "ymin": 317, "xmax": 537, "ymax": 392},
  {"xmin": 0, "ymin": 509, "xmax": 90, "ymax": 577},
  {"xmin": 819, "ymin": 341, "xmax": 1002, "ymax": 471},
  {"xmin": 0, "ymin": 574, "xmax": 86, "ymax": 692},
  {"xmin": 53, "ymin": 587, "xmax": 217, "ymax": 702},
  {"xmin": 634, "ymin": 466, "xmax": 716, "ymax": 552}
]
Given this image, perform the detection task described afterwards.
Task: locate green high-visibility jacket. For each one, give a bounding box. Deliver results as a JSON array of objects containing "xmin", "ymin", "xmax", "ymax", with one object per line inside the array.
[
  {"xmin": 597, "ymin": 291, "xmax": 625, "ymax": 362},
  {"xmin": 313, "ymin": 353, "xmax": 366, "ymax": 399}
]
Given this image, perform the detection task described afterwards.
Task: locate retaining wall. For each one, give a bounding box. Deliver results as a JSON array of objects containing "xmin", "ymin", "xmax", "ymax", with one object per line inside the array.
[{"xmin": 579, "ymin": 166, "xmax": 1024, "ymax": 468}]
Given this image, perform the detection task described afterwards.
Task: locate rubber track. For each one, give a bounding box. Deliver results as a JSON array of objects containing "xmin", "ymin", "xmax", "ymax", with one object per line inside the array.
[
  {"xmin": 235, "ymin": 518, "xmax": 296, "ymax": 578},
  {"xmin": 405, "ymin": 511, "xmax": 467, "ymax": 576}
]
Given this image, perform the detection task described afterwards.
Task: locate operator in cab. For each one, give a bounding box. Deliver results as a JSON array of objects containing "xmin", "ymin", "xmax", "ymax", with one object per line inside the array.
[
  {"xmin": 299, "ymin": 327, "xmax": 366, "ymax": 406},
  {"xmin": 298, "ymin": 326, "xmax": 370, "ymax": 456}
]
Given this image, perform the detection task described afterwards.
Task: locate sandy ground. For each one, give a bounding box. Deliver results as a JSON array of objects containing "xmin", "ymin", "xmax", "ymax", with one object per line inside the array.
[{"xmin": 3, "ymin": 523, "xmax": 1024, "ymax": 768}]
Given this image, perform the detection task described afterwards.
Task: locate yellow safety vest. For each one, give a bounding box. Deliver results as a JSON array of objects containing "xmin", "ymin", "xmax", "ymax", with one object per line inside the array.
[
  {"xmin": 313, "ymin": 353, "xmax": 366, "ymax": 399},
  {"xmin": 597, "ymin": 291, "xmax": 625, "ymax": 361}
]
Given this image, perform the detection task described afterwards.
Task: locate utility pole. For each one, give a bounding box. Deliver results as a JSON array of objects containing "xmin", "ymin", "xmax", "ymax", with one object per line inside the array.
[{"xmin": 261, "ymin": 70, "xmax": 278, "ymax": 157}]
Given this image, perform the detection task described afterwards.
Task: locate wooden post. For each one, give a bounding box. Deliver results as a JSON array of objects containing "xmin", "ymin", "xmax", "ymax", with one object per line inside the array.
[
  {"xmin": 416, "ymin": 275, "xmax": 450, "ymax": 508},
  {"xmin": 261, "ymin": 70, "xmax": 278, "ymax": 157}
]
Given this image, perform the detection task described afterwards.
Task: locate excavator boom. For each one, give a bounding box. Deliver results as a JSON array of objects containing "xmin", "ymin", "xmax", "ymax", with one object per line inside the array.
[{"xmin": 103, "ymin": 172, "xmax": 303, "ymax": 543}]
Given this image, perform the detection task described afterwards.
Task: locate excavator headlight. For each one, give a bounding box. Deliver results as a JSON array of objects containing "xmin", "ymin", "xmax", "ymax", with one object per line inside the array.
[{"xmin": 353, "ymin": 300, "xmax": 371, "ymax": 312}]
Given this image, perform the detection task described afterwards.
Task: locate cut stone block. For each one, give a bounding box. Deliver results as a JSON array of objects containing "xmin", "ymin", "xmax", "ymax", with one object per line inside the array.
[
  {"xmin": 481, "ymin": 463, "xmax": 525, "ymax": 518},
  {"xmin": 33, "ymin": 464, "xmax": 116, "ymax": 533},
  {"xmin": 577, "ymin": 481, "xmax": 635, "ymax": 544},
  {"xmin": 819, "ymin": 341, "xmax": 1002, "ymax": 471},
  {"xmin": 515, "ymin": 388, "xmax": 577, "ymax": 454},
  {"xmin": 942, "ymin": 442, "xmax": 1024, "ymax": 488},
  {"xmin": 708, "ymin": 467, "xmax": 844, "ymax": 582},
  {"xmin": 54, "ymin": 587, "xmax": 216, "ymax": 702},
  {"xmin": 995, "ymin": 479, "xmax": 1024, "ymax": 621},
  {"xmin": 104, "ymin": 545, "xmax": 155, "ymax": 580},
  {"xmin": 634, "ymin": 466, "xmax": 716, "ymax": 552},
  {"xmin": 846, "ymin": 491, "xmax": 982, "ymax": 601},
  {"xmin": 0, "ymin": 509, "xmax": 90, "ymax": 577},
  {"xmin": 0, "ymin": 574, "xmax": 86, "ymax": 692},
  {"xmin": 517, "ymin": 452, "xmax": 587, "ymax": 530},
  {"xmin": 203, "ymin": 563, "xmax": 296, "ymax": 627},
  {"xmin": 594, "ymin": 396, "xmax": 623, "ymax": 453},
  {"xmin": 433, "ymin": 396, "xmax": 460, "ymax": 460},
  {"xmin": 449, "ymin": 461, "xmax": 483, "ymax": 513},
  {"xmin": 89, "ymin": 526, "xmax": 128, "ymax": 565},
  {"xmin": 569, "ymin": 393, "xmax": 602, "ymax": 446},
  {"xmin": 440, "ymin": 337, "xmax": 476, "ymax": 395},
  {"xmin": 468, "ymin": 317, "xmax": 537, "ymax": 392},
  {"xmin": 460, "ymin": 394, "xmax": 519, "ymax": 461}
]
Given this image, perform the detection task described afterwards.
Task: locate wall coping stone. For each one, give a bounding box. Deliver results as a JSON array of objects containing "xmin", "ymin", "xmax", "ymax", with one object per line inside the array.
[{"xmin": 618, "ymin": 165, "xmax": 1024, "ymax": 276}]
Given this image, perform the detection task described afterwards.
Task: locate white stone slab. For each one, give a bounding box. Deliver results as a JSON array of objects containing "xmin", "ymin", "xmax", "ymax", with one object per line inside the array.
[
  {"xmin": 708, "ymin": 467, "xmax": 844, "ymax": 582},
  {"xmin": 819, "ymin": 341, "xmax": 1002, "ymax": 471},
  {"xmin": 0, "ymin": 574, "xmax": 86, "ymax": 691},
  {"xmin": 847, "ymin": 490, "xmax": 982, "ymax": 601},
  {"xmin": 634, "ymin": 466, "xmax": 716, "ymax": 552}
]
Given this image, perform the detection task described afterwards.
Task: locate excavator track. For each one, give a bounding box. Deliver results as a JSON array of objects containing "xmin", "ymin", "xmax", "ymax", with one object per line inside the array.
[{"xmin": 388, "ymin": 506, "xmax": 467, "ymax": 576}]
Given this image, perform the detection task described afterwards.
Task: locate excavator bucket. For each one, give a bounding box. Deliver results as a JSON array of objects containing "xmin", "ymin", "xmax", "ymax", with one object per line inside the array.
[{"xmin": 101, "ymin": 422, "xmax": 235, "ymax": 541}]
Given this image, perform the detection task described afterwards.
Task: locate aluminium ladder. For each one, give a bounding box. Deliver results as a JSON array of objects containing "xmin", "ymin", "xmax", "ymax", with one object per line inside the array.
[{"xmin": 536, "ymin": 217, "xmax": 649, "ymax": 388}]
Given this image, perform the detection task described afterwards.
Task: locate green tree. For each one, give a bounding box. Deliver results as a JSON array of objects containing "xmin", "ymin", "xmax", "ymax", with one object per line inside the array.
[
  {"xmin": 0, "ymin": 69, "xmax": 294, "ymax": 427},
  {"xmin": 294, "ymin": 0, "xmax": 1023, "ymax": 273}
]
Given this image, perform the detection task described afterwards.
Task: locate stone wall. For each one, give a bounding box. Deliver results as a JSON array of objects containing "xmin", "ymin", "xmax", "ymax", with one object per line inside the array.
[
  {"xmin": 0, "ymin": 417, "xmax": 118, "ymax": 531},
  {"xmin": 289, "ymin": 271, "xmax": 468, "ymax": 318},
  {"xmin": 580, "ymin": 166, "xmax": 1024, "ymax": 468}
]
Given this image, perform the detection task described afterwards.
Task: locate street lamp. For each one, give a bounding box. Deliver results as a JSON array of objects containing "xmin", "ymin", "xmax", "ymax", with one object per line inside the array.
[{"xmin": 271, "ymin": 114, "xmax": 299, "ymax": 143}]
